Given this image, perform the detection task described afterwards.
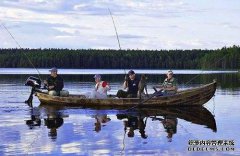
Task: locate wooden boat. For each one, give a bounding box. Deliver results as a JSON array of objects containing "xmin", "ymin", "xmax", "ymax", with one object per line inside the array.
[
  {"xmin": 115, "ymin": 107, "xmax": 217, "ymax": 132},
  {"xmin": 36, "ymin": 80, "xmax": 217, "ymax": 107},
  {"xmin": 39, "ymin": 105, "xmax": 217, "ymax": 132},
  {"xmin": 137, "ymin": 106, "xmax": 217, "ymax": 132}
]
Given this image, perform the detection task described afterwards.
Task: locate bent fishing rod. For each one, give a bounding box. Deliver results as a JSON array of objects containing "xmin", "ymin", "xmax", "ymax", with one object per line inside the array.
[
  {"xmin": 0, "ymin": 22, "xmax": 42, "ymax": 81},
  {"xmin": 108, "ymin": 8, "xmax": 122, "ymax": 50},
  {"xmin": 108, "ymin": 9, "xmax": 151, "ymax": 108},
  {"xmin": 108, "ymin": 8, "xmax": 128, "ymax": 76}
]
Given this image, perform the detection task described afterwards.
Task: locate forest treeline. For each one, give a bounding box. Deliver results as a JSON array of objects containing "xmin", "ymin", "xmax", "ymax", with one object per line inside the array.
[{"xmin": 0, "ymin": 46, "xmax": 239, "ymax": 69}]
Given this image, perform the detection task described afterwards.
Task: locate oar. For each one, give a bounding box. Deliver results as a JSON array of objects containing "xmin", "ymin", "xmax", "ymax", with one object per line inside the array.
[{"xmin": 127, "ymin": 89, "xmax": 163, "ymax": 111}]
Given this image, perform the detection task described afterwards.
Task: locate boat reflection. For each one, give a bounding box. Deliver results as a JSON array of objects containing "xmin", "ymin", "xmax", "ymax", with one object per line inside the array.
[
  {"xmin": 116, "ymin": 106, "xmax": 216, "ymax": 141},
  {"xmin": 117, "ymin": 114, "xmax": 178, "ymax": 141},
  {"xmin": 26, "ymin": 104, "xmax": 216, "ymax": 142},
  {"xmin": 25, "ymin": 105, "xmax": 68, "ymax": 141}
]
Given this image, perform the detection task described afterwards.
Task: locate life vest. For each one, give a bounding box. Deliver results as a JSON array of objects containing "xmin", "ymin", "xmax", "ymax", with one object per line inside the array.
[
  {"xmin": 163, "ymin": 78, "xmax": 176, "ymax": 88},
  {"xmin": 95, "ymin": 81, "xmax": 110, "ymax": 94},
  {"xmin": 163, "ymin": 78, "xmax": 177, "ymax": 94}
]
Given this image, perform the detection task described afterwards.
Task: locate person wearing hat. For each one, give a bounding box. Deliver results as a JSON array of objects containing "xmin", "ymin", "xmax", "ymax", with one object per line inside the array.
[
  {"xmin": 44, "ymin": 67, "xmax": 69, "ymax": 96},
  {"xmin": 154, "ymin": 70, "xmax": 178, "ymax": 96},
  {"xmin": 90, "ymin": 74, "xmax": 111, "ymax": 99},
  {"xmin": 116, "ymin": 70, "xmax": 140, "ymax": 98}
]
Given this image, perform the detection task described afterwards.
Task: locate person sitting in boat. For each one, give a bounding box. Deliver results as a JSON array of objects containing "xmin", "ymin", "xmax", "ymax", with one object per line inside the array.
[
  {"xmin": 116, "ymin": 70, "xmax": 140, "ymax": 98},
  {"xmin": 44, "ymin": 67, "xmax": 69, "ymax": 97},
  {"xmin": 90, "ymin": 74, "xmax": 111, "ymax": 99},
  {"xmin": 153, "ymin": 70, "xmax": 178, "ymax": 96}
]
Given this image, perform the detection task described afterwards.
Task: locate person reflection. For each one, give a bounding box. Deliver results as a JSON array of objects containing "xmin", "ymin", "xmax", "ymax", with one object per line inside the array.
[
  {"xmin": 138, "ymin": 116, "xmax": 148, "ymax": 139},
  {"xmin": 161, "ymin": 116, "xmax": 178, "ymax": 142},
  {"xmin": 26, "ymin": 107, "xmax": 41, "ymax": 129},
  {"xmin": 44, "ymin": 113, "xmax": 64, "ymax": 140},
  {"xmin": 93, "ymin": 114, "xmax": 111, "ymax": 132},
  {"xmin": 117, "ymin": 114, "xmax": 148, "ymax": 139},
  {"xmin": 152, "ymin": 115, "xmax": 178, "ymax": 142}
]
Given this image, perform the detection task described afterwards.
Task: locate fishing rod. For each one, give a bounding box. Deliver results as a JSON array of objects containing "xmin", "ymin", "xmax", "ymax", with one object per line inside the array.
[
  {"xmin": 184, "ymin": 54, "xmax": 228, "ymax": 86},
  {"xmin": 108, "ymin": 8, "xmax": 122, "ymax": 50},
  {"xmin": 108, "ymin": 8, "xmax": 128, "ymax": 76},
  {"xmin": 127, "ymin": 51, "xmax": 229, "ymax": 111},
  {"xmin": 0, "ymin": 22, "xmax": 42, "ymax": 81},
  {"xmin": 1, "ymin": 22, "xmax": 44, "ymax": 151},
  {"xmin": 108, "ymin": 8, "xmax": 151, "ymax": 105}
]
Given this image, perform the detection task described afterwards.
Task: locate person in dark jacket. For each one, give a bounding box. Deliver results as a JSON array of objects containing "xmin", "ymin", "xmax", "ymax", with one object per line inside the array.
[
  {"xmin": 116, "ymin": 70, "xmax": 139, "ymax": 98},
  {"xmin": 44, "ymin": 67, "xmax": 69, "ymax": 96}
]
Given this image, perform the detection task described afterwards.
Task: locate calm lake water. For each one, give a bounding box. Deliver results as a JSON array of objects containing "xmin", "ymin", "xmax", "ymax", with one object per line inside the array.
[{"xmin": 0, "ymin": 69, "xmax": 239, "ymax": 156}]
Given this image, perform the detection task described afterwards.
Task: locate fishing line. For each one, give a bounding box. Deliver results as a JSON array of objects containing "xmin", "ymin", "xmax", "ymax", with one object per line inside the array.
[
  {"xmin": 26, "ymin": 125, "xmax": 44, "ymax": 155},
  {"xmin": 25, "ymin": 106, "xmax": 45, "ymax": 155},
  {"xmin": 184, "ymin": 53, "xmax": 228, "ymax": 87},
  {"xmin": 212, "ymin": 95, "xmax": 216, "ymax": 117},
  {"xmin": 107, "ymin": 8, "xmax": 223, "ymax": 108},
  {"xmin": 127, "ymin": 52, "xmax": 225, "ymax": 109},
  {"xmin": 120, "ymin": 127, "xmax": 126, "ymax": 156},
  {"xmin": 177, "ymin": 122, "xmax": 198, "ymax": 140},
  {"xmin": 1, "ymin": 22, "xmax": 45, "ymax": 153},
  {"xmin": 205, "ymin": 95, "xmax": 216, "ymax": 117},
  {"xmin": 0, "ymin": 22, "xmax": 42, "ymax": 81}
]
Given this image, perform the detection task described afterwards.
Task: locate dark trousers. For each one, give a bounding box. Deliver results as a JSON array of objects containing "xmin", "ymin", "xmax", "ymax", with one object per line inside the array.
[
  {"xmin": 154, "ymin": 90, "xmax": 175, "ymax": 97},
  {"xmin": 116, "ymin": 90, "xmax": 137, "ymax": 98},
  {"xmin": 154, "ymin": 91, "xmax": 164, "ymax": 97}
]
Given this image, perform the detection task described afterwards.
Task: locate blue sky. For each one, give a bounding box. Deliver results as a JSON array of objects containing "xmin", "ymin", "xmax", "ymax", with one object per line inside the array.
[{"xmin": 0, "ymin": 0, "xmax": 239, "ymax": 50}]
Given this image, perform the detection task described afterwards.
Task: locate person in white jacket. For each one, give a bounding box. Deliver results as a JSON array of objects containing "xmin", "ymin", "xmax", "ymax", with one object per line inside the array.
[{"xmin": 90, "ymin": 74, "xmax": 111, "ymax": 99}]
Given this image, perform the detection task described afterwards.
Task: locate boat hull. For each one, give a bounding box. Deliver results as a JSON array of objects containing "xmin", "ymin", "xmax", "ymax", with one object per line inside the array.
[{"xmin": 36, "ymin": 80, "xmax": 217, "ymax": 107}]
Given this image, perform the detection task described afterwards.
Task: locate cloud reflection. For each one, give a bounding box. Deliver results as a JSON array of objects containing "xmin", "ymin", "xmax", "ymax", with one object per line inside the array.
[{"xmin": 61, "ymin": 142, "xmax": 82, "ymax": 154}]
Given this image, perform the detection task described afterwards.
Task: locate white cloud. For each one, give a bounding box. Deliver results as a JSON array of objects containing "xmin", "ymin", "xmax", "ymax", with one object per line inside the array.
[
  {"xmin": 0, "ymin": 0, "xmax": 240, "ymax": 49},
  {"xmin": 73, "ymin": 4, "xmax": 88, "ymax": 10},
  {"xmin": 1, "ymin": 0, "xmax": 60, "ymax": 12}
]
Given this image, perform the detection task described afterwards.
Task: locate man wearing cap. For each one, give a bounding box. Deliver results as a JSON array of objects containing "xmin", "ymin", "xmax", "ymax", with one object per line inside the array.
[
  {"xmin": 116, "ymin": 70, "xmax": 140, "ymax": 98},
  {"xmin": 154, "ymin": 70, "xmax": 178, "ymax": 96},
  {"xmin": 90, "ymin": 74, "xmax": 111, "ymax": 99},
  {"xmin": 44, "ymin": 67, "xmax": 69, "ymax": 96}
]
